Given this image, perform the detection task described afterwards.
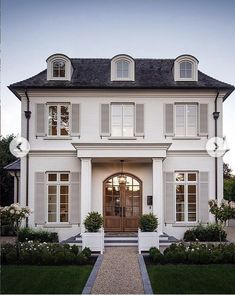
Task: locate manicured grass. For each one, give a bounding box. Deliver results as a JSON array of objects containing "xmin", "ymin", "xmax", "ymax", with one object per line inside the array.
[
  {"xmin": 1, "ymin": 265, "xmax": 93, "ymax": 294},
  {"xmin": 147, "ymin": 264, "xmax": 235, "ymax": 294}
]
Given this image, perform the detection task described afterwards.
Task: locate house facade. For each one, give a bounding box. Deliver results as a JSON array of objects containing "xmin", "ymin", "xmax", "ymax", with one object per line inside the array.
[{"xmin": 9, "ymin": 53, "xmax": 234, "ymax": 241}]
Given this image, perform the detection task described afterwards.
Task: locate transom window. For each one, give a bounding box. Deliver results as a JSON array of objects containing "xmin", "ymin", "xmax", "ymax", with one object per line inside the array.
[
  {"xmin": 180, "ymin": 61, "xmax": 192, "ymax": 78},
  {"xmin": 47, "ymin": 172, "xmax": 69, "ymax": 223},
  {"xmin": 175, "ymin": 104, "xmax": 197, "ymax": 136},
  {"xmin": 116, "ymin": 60, "xmax": 130, "ymax": 78},
  {"xmin": 48, "ymin": 104, "xmax": 70, "ymax": 136},
  {"xmin": 53, "ymin": 60, "xmax": 65, "ymax": 77},
  {"xmin": 175, "ymin": 172, "xmax": 197, "ymax": 222},
  {"xmin": 111, "ymin": 104, "xmax": 134, "ymax": 137}
]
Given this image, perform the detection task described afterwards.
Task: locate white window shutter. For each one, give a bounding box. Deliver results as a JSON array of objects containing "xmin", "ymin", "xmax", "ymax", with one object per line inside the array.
[
  {"xmin": 199, "ymin": 104, "xmax": 208, "ymax": 136},
  {"xmin": 69, "ymin": 172, "xmax": 80, "ymax": 224},
  {"xmin": 36, "ymin": 104, "xmax": 46, "ymax": 137},
  {"xmin": 164, "ymin": 104, "xmax": 174, "ymax": 136},
  {"xmin": 199, "ymin": 171, "xmax": 209, "ymax": 223},
  {"xmin": 71, "ymin": 104, "xmax": 80, "ymax": 137},
  {"xmin": 100, "ymin": 104, "xmax": 110, "ymax": 136},
  {"xmin": 135, "ymin": 104, "xmax": 144, "ymax": 137},
  {"xmin": 34, "ymin": 172, "xmax": 46, "ymax": 225},
  {"xmin": 164, "ymin": 172, "xmax": 175, "ymax": 223}
]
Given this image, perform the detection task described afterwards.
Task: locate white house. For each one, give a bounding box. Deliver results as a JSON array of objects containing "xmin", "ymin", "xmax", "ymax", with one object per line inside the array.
[{"xmin": 9, "ymin": 53, "xmax": 234, "ymax": 241}]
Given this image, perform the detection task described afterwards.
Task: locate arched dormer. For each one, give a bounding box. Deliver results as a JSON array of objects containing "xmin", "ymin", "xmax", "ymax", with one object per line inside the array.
[
  {"xmin": 111, "ymin": 54, "xmax": 135, "ymax": 81},
  {"xmin": 174, "ymin": 54, "xmax": 199, "ymax": 81},
  {"xmin": 47, "ymin": 53, "xmax": 72, "ymax": 81}
]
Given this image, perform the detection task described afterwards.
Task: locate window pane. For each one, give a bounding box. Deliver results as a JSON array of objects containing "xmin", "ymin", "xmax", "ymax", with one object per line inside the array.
[
  {"xmin": 188, "ymin": 213, "xmax": 196, "ymax": 222},
  {"xmin": 188, "ymin": 173, "xmax": 197, "ymax": 181},
  {"xmin": 48, "ymin": 174, "xmax": 57, "ymax": 182},
  {"xmin": 176, "ymin": 213, "xmax": 184, "ymax": 222},
  {"xmin": 60, "ymin": 174, "xmax": 69, "ymax": 182},
  {"xmin": 48, "ymin": 214, "xmax": 56, "ymax": 222},
  {"xmin": 123, "ymin": 105, "xmax": 134, "ymax": 136},
  {"xmin": 176, "ymin": 173, "xmax": 184, "ymax": 182},
  {"xmin": 116, "ymin": 60, "xmax": 129, "ymax": 78},
  {"xmin": 111, "ymin": 105, "xmax": 122, "ymax": 136},
  {"xmin": 180, "ymin": 62, "xmax": 192, "ymax": 78},
  {"xmin": 48, "ymin": 106, "xmax": 57, "ymax": 136},
  {"xmin": 60, "ymin": 106, "xmax": 69, "ymax": 136},
  {"xmin": 175, "ymin": 105, "xmax": 185, "ymax": 136},
  {"xmin": 187, "ymin": 105, "xmax": 197, "ymax": 136},
  {"xmin": 53, "ymin": 60, "xmax": 65, "ymax": 78}
]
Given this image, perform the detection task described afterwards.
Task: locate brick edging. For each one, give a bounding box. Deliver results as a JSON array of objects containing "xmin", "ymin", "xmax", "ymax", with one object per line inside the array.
[{"xmin": 82, "ymin": 254, "xmax": 104, "ymax": 294}]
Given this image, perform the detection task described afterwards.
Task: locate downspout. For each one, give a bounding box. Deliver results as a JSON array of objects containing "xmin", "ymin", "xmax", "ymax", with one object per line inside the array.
[
  {"xmin": 213, "ymin": 89, "xmax": 220, "ymax": 200},
  {"xmin": 14, "ymin": 171, "xmax": 19, "ymax": 203},
  {"xmin": 24, "ymin": 90, "xmax": 31, "ymax": 226}
]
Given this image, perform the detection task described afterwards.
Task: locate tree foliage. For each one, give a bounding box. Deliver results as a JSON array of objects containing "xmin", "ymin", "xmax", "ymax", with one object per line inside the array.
[
  {"xmin": 224, "ymin": 177, "xmax": 235, "ymax": 202},
  {"xmin": 0, "ymin": 135, "xmax": 16, "ymax": 206},
  {"xmin": 223, "ymin": 162, "xmax": 233, "ymax": 179}
]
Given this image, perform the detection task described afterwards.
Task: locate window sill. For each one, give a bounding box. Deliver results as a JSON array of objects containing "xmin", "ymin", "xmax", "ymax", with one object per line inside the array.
[
  {"xmin": 43, "ymin": 136, "xmax": 72, "ymax": 140},
  {"xmin": 172, "ymin": 136, "xmax": 201, "ymax": 140},
  {"xmin": 108, "ymin": 137, "xmax": 137, "ymax": 140},
  {"xmin": 43, "ymin": 223, "xmax": 72, "ymax": 228},
  {"xmin": 172, "ymin": 222, "xmax": 198, "ymax": 227}
]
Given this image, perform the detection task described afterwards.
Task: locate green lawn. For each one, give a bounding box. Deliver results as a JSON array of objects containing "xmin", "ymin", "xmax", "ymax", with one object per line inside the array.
[
  {"xmin": 1, "ymin": 265, "xmax": 93, "ymax": 294},
  {"xmin": 147, "ymin": 264, "xmax": 235, "ymax": 294}
]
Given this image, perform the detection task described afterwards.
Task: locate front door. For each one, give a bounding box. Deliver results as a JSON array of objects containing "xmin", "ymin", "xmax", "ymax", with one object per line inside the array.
[{"xmin": 104, "ymin": 173, "xmax": 142, "ymax": 232}]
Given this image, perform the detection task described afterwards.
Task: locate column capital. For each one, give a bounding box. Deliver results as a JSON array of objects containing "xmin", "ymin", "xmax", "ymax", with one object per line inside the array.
[{"xmin": 152, "ymin": 157, "xmax": 164, "ymax": 163}]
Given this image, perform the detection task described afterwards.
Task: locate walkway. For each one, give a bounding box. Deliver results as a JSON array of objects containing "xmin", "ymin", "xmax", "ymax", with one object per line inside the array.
[{"xmin": 92, "ymin": 247, "xmax": 144, "ymax": 294}]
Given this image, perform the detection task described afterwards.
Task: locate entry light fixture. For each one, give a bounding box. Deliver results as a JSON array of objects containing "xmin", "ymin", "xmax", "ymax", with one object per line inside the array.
[{"xmin": 118, "ymin": 160, "xmax": 127, "ymax": 184}]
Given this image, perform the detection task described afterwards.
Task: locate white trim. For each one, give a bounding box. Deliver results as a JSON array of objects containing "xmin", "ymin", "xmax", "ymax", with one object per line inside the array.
[
  {"xmin": 47, "ymin": 54, "xmax": 72, "ymax": 81},
  {"xmin": 111, "ymin": 55, "xmax": 135, "ymax": 81},
  {"xmin": 174, "ymin": 55, "xmax": 198, "ymax": 82}
]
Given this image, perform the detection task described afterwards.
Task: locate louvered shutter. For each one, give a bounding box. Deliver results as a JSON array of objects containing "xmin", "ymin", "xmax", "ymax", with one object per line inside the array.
[
  {"xmin": 164, "ymin": 104, "xmax": 174, "ymax": 136},
  {"xmin": 199, "ymin": 172, "xmax": 209, "ymax": 223},
  {"xmin": 164, "ymin": 172, "xmax": 175, "ymax": 223},
  {"xmin": 71, "ymin": 104, "xmax": 80, "ymax": 137},
  {"xmin": 135, "ymin": 104, "xmax": 144, "ymax": 137},
  {"xmin": 199, "ymin": 104, "xmax": 208, "ymax": 136},
  {"xmin": 36, "ymin": 104, "xmax": 46, "ymax": 137},
  {"xmin": 100, "ymin": 104, "xmax": 110, "ymax": 136},
  {"xmin": 69, "ymin": 172, "xmax": 80, "ymax": 224},
  {"xmin": 34, "ymin": 172, "xmax": 46, "ymax": 225}
]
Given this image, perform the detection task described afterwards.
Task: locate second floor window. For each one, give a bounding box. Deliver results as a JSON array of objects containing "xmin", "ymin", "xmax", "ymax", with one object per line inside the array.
[
  {"xmin": 116, "ymin": 60, "xmax": 129, "ymax": 79},
  {"xmin": 175, "ymin": 104, "xmax": 197, "ymax": 137},
  {"xmin": 180, "ymin": 61, "xmax": 192, "ymax": 78},
  {"xmin": 48, "ymin": 104, "xmax": 70, "ymax": 136},
  {"xmin": 111, "ymin": 104, "xmax": 134, "ymax": 137}
]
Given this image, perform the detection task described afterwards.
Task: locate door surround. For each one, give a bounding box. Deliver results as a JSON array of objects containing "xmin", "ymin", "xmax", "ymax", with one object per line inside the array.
[{"xmin": 103, "ymin": 172, "xmax": 142, "ymax": 232}]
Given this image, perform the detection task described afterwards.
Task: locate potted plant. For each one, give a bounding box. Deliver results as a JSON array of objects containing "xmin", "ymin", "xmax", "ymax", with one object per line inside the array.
[
  {"xmin": 138, "ymin": 213, "xmax": 159, "ymax": 253},
  {"xmin": 82, "ymin": 212, "xmax": 104, "ymax": 254}
]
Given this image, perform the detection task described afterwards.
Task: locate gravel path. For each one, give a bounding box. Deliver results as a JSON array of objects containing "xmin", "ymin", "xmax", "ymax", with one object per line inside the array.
[{"xmin": 92, "ymin": 247, "xmax": 144, "ymax": 294}]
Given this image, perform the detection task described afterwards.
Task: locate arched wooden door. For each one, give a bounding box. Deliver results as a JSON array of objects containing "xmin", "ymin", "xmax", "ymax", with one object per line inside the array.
[{"xmin": 103, "ymin": 173, "xmax": 142, "ymax": 232}]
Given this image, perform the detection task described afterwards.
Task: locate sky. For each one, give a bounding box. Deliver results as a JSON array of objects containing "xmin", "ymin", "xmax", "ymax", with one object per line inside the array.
[{"xmin": 1, "ymin": 0, "xmax": 235, "ymax": 170}]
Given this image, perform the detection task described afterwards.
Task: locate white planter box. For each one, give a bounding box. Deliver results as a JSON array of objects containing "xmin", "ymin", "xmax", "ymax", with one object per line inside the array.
[
  {"xmin": 82, "ymin": 229, "xmax": 104, "ymax": 254},
  {"xmin": 138, "ymin": 229, "xmax": 159, "ymax": 254}
]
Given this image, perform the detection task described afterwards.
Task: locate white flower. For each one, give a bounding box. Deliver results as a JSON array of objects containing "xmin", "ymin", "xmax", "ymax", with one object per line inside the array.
[
  {"xmin": 10, "ymin": 209, "xmax": 15, "ymax": 214},
  {"xmin": 15, "ymin": 211, "xmax": 20, "ymax": 215}
]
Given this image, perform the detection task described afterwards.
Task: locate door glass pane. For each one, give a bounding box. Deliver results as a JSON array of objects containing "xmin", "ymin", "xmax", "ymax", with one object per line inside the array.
[
  {"xmin": 175, "ymin": 105, "xmax": 185, "ymax": 136},
  {"xmin": 48, "ymin": 106, "xmax": 57, "ymax": 136},
  {"xmin": 48, "ymin": 185, "xmax": 57, "ymax": 222}
]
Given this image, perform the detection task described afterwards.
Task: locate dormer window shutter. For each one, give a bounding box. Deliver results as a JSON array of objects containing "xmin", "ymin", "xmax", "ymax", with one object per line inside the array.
[
  {"xmin": 164, "ymin": 104, "xmax": 174, "ymax": 136},
  {"xmin": 135, "ymin": 104, "xmax": 144, "ymax": 137},
  {"xmin": 36, "ymin": 104, "xmax": 46, "ymax": 137},
  {"xmin": 199, "ymin": 104, "xmax": 208, "ymax": 136},
  {"xmin": 100, "ymin": 104, "xmax": 110, "ymax": 137},
  {"xmin": 71, "ymin": 104, "xmax": 80, "ymax": 137}
]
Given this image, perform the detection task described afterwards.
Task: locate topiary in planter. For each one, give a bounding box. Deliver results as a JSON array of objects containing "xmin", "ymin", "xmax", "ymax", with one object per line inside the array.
[
  {"xmin": 84, "ymin": 212, "xmax": 103, "ymax": 232},
  {"xmin": 139, "ymin": 213, "xmax": 158, "ymax": 232}
]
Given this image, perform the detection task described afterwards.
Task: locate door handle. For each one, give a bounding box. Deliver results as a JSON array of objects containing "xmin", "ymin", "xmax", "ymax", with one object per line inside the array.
[{"xmin": 123, "ymin": 207, "xmax": 125, "ymax": 217}]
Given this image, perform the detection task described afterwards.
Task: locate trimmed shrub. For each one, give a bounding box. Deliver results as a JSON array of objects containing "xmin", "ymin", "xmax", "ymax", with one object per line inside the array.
[
  {"xmin": 84, "ymin": 212, "xmax": 103, "ymax": 232},
  {"xmin": 139, "ymin": 213, "xmax": 158, "ymax": 232},
  {"xmin": 1, "ymin": 241, "xmax": 91, "ymax": 265},
  {"xmin": 183, "ymin": 223, "xmax": 227, "ymax": 242},
  {"xmin": 18, "ymin": 227, "xmax": 58, "ymax": 243}
]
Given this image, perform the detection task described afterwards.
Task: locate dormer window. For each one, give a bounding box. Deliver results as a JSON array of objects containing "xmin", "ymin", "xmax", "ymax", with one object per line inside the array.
[
  {"xmin": 111, "ymin": 54, "xmax": 135, "ymax": 81},
  {"xmin": 53, "ymin": 60, "xmax": 65, "ymax": 78},
  {"xmin": 47, "ymin": 54, "xmax": 72, "ymax": 81},
  {"xmin": 180, "ymin": 61, "xmax": 192, "ymax": 79},
  {"xmin": 174, "ymin": 55, "xmax": 199, "ymax": 82}
]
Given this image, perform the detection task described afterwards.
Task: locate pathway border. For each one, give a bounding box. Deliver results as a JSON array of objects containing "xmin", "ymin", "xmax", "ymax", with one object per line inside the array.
[
  {"xmin": 82, "ymin": 254, "xmax": 104, "ymax": 294},
  {"xmin": 138, "ymin": 254, "xmax": 153, "ymax": 294}
]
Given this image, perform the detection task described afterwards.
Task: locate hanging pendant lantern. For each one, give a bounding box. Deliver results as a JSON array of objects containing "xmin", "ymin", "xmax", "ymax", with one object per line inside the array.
[{"xmin": 118, "ymin": 160, "xmax": 127, "ymax": 184}]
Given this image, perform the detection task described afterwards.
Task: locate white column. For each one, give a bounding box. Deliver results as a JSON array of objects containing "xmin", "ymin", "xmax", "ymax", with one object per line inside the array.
[
  {"xmin": 80, "ymin": 158, "xmax": 92, "ymax": 232},
  {"xmin": 152, "ymin": 158, "xmax": 163, "ymax": 234}
]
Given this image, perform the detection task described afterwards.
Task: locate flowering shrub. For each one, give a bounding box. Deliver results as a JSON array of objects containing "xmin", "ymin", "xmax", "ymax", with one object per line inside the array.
[
  {"xmin": 149, "ymin": 243, "xmax": 235, "ymax": 264},
  {"xmin": 1, "ymin": 241, "xmax": 91, "ymax": 265},
  {"xmin": 0, "ymin": 203, "xmax": 32, "ymax": 235}
]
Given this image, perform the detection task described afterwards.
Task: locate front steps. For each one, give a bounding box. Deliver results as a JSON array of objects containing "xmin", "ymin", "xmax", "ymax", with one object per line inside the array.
[{"xmin": 62, "ymin": 232, "xmax": 178, "ymax": 247}]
